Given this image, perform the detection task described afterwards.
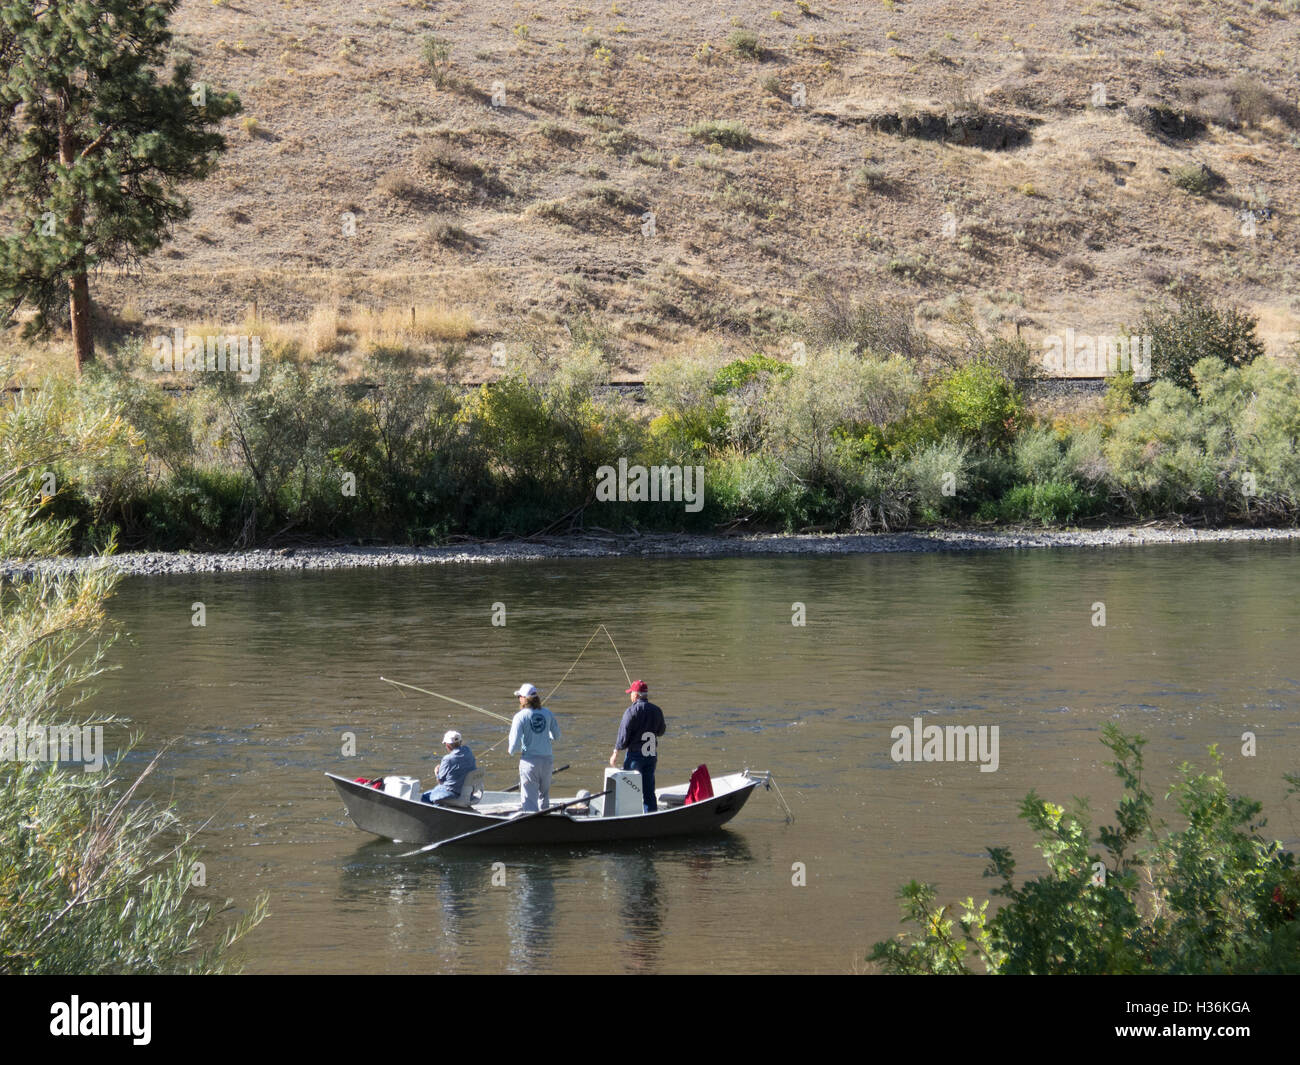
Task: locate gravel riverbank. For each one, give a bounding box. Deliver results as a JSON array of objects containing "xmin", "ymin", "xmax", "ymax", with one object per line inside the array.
[{"xmin": 4, "ymin": 525, "xmax": 1300, "ymax": 578}]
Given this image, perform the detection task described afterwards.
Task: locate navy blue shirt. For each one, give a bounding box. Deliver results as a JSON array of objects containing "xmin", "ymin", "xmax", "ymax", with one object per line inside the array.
[{"xmin": 616, "ymin": 699, "xmax": 666, "ymax": 755}]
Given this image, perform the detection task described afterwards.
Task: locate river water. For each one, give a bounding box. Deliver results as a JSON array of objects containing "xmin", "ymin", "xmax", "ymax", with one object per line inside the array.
[{"xmin": 89, "ymin": 542, "xmax": 1300, "ymax": 973}]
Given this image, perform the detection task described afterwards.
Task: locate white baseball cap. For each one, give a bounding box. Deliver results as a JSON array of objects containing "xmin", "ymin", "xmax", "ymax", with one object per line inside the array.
[
  {"xmin": 443, "ymin": 730, "xmax": 462, "ymax": 745},
  {"xmin": 513, "ymin": 683, "xmax": 538, "ymax": 697}
]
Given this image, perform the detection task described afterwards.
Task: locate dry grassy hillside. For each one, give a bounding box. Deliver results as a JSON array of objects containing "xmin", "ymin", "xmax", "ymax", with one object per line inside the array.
[{"xmin": 18, "ymin": 0, "xmax": 1300, "ymax": 379}]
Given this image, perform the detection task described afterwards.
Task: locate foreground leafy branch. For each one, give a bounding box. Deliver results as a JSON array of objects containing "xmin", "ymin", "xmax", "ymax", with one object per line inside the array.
[{"xmin": 870, "ymin": 725, "xmax": 1300, "ymax": 974}]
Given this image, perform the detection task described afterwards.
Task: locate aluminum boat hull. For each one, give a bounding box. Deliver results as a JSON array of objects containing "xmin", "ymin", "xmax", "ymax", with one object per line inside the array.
[{"xmin": 327, "ymin": 771, "xmax": 762, "ymax": 846}]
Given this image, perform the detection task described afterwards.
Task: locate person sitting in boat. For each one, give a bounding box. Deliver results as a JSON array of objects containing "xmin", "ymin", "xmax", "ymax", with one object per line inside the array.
[
  {"xmin": 422, "ymin": 730, "xmax": 477, "ymax": 805},
  {"xmin": 508, "ymin": 683, "xmax": 560, "ymax": 812},
  {"xmin": 609, "ymin": 680, "xmax": 666, "ymax": 813}
]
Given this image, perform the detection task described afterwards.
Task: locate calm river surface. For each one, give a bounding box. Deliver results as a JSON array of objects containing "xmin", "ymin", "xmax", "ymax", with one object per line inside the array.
[{"xmin": 90, "ymin": 541, "xmax": 1300, "ymax": 973}]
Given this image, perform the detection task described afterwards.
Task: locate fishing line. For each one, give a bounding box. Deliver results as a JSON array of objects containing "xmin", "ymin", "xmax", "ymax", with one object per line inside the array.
[
  {"xmin": 545, "ymin": 624, "xmax": 632, "ymax": 703},
  {"xmin": 479, "ymin": 732, "xmax": 511, "ymax": 757},
  {"xmin": 383, "ymin": 624, "xmax": 631, "ymax": 769}
]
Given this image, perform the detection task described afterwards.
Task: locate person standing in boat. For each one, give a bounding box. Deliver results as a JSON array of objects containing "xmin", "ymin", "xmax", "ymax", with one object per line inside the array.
[
  {"xmin": 508, "ymin": 683, "xmax": 561, "ymax": 812},
  {"xmin": 422, "ymin": 730, "xmax": 477, "ymax": 805},
  {"xmin": 609, "ymin": 680, "xmax": 666, "ymax": 813}
]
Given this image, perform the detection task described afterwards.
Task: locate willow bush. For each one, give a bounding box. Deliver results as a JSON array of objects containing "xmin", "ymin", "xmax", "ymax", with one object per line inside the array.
[
  {"xmin": 1105, "ymin": 357, "xmax": 1300, "ymax": 521},
  {"xmin": 0, "ymin": 385, "xmax": 266, "ymax": 973}
]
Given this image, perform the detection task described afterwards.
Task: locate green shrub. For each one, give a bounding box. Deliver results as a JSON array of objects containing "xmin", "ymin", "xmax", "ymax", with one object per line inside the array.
[
  {"xmin": 898, "ymin": 364, "xmax": 1024, "ymax": 451},
  {"xmin": 870, "ymin": 727, "xmax": 1300, "ymax": 974},
  {"xmin": 1010, "ymin": 425, "xmax": 1108, "ymax": 491},
  {"xmin": 707, "ymin": 451, "xmax": 844, "ymax": 530},
  {"xmin": 1170, "ymin": 162, "xmax": 1221, "ymax": 196},
  {"xmin": 727, "ymin": 29, "xmax": 761, "ymax": 58},
  {"xmin": 1137, "ymin": 292, "xmax": 1264, "ymax": 393},
  {"xmin": 466, "ymin": 347, "xmax": 643, "ymax": 531},
  {"xmin": 993, "ymin": 480, "xmax": 1102, "ymax": 525},
  {"xmin": 1104, "ymin": 377, "xmax": 1224, "ymax": 518},
  {"xmin": 902, "ymin": 438, "xmax": 970, "ymax": 523},
  {"xmin": 687, "ymin": 119, "xmax": 754, "ymax": 149},
  {"xmin": 1010, "ymin": 425, "xmax": 1063, "ymax": 483},
  {"xmin": 712, "ymin": 353, "xmax": 794, "ymax": 393},
  {"xmin": 646, "ymin": 355, "xmax": 728, "ymax": 458},
  {"xmin": 1104, "ymin": 357, "xmax": 1300, "ymax": 521},
  {"xmin": 83, "ymin": 352, "xmax": 196, "ymax": 477},
  {"xmin": 849, "ymin": 438, "xmax": 972, "ymax": 530},
  {"xmin": 420, "ymin": 35, "xmax": 452, "ymax": 88},
  {"xmin": 131, "ymin": 468, "xmax": 252, "ymax": 548},
  {"xmin": 761, "ymin": 352, "xmax": 921, "ymax": 485},
  {"xmin": 195, "ymin": 359, "xmax": 363, "ymax": 542}
]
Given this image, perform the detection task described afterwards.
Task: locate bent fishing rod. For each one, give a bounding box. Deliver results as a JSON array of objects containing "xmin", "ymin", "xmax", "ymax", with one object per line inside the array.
[
  {"xmin": 379, "ymin": 677, "xmax": 513, "ymax": 723},
  {"xmin": 381, "ymin": 624, "xmax": 635, "ymax": 758}
]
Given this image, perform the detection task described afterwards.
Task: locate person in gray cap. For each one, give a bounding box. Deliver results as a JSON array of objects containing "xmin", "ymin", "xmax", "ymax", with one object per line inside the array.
[
  {"xmin": 422, "ymin": 729, "xmax": 476, "ymax": 805},
  {"xmin": 508, "ymin": 683, "xmax": 561, "ymax": 812}
]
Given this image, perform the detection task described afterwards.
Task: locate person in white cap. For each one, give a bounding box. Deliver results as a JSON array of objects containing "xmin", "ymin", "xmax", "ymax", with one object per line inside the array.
[
  {"xmin": 421, "ymin": 729, "xmax": 477, "ymax": 805},
  {"xmin": 507, "ymin": 683, "xmax": 561, "ymax": 812}
]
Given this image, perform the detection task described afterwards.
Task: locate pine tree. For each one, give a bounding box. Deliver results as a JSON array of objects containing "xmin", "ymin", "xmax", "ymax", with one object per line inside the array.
[{"xmin": 0, "ymin": 1, "xmax": 241, "ymax": 373}]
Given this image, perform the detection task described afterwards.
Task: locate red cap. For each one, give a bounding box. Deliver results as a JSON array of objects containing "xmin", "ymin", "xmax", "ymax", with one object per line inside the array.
[{"xmin": 625, "ymin": 680, "xmax": 648, "ymax": 694}]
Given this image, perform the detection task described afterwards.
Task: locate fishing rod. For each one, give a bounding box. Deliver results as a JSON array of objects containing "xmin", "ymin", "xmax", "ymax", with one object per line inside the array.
[
  {"xmin": 503, "ymin": 764, "xmax": 570, "ymax": 792},
  {"xmin": 384, "ymin": 624, "xmax": 633, "ymax": 761},
  {"xmin": 384, "ymin": 623, "xmax": 632, "ymax": 720},
  {"xmin": 379, "ymin": 677, "xmax": 513, "ymax": 724}
]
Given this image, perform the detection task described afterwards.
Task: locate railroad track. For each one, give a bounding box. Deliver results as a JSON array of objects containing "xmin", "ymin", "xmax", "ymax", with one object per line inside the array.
[{"xmin": 4, "ymin": 378, "xmax": 1115, "ymax": 399}]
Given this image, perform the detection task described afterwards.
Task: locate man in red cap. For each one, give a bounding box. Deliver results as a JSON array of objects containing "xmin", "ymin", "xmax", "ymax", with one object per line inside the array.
[{"xmin": 609, "ymin": 680, "xmax": 667, "ymax": 813}]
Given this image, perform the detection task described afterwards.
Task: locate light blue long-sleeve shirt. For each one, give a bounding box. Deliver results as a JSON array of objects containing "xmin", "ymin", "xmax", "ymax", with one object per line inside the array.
[{"xmin": 508, "ymin": 705, "xmax": 560, "ymax": 759}]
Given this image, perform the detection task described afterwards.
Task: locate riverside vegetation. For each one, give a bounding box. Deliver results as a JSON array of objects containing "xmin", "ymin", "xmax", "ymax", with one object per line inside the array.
[
  {"xmin": 0, "ymin": 387, "xmax": 266, "ymax": 973},
  {"xmin": 7, "ymin": 289, "xmax": 1300, "ymax": 552},
  {"xmin": 870, "ymin": 727, "xmax": 1300, "ymax": 975}
]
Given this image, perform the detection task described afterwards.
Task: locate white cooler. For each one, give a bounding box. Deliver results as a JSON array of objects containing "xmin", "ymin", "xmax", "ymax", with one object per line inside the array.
[{"xmin": 382, "ymin": 776, "xmax": 421, "ymax": 801}]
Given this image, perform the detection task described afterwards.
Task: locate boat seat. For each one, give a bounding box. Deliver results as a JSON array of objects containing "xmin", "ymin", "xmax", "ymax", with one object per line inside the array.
[
  {"xmin": 439, "ymin": 768, "xmax": 484, "ymax": 808},
  {"xmin": 656, "ymin": 786, "xmax": 688, "ymax": 807}
]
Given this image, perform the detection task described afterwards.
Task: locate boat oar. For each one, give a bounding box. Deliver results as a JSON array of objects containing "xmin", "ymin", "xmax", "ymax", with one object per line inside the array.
[
  {"xmin": 503, "ymin": 764, "xmax": 570, "ymax": 793},
  {"xmin": 401, "ymin": 789, "xmax": 611, "ymax": 856},
  {"xmin": 380, "ymin": 676, "xmax": 513, "ymax": 724}
]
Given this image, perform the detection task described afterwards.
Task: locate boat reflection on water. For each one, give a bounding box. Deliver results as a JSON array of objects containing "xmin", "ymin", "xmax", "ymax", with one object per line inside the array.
[
  {"xmin": 338, "ymin": 840, "xmax": 491, "ymax": 969},
  {"xmin": 337, "ymin": 835, "xmax": 754, "ymax": 973},
  {"xmin": 506, "ymin": 859, "xmax": 557, "ymax": 971},
  {"xmin": 612, "ymin": 850, "xmax": 662, "ymax": 973}
]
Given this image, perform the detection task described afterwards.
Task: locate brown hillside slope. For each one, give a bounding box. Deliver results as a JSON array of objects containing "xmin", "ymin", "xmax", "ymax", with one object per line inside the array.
[{"xmin": 18, "ymin": 0, "xmax": 1300, "ymax": 379}]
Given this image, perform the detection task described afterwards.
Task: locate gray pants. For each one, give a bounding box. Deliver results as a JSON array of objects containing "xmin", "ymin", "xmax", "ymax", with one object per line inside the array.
[{"xmin": 518, "ymin": 756, "xmax": 553, "ymax": 812}]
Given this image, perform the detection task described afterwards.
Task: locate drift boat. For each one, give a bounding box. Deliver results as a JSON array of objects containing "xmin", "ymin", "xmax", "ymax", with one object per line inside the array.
[{"xmin": 327, "ymin": 767, "xmax": 773, "ymax": 848}]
